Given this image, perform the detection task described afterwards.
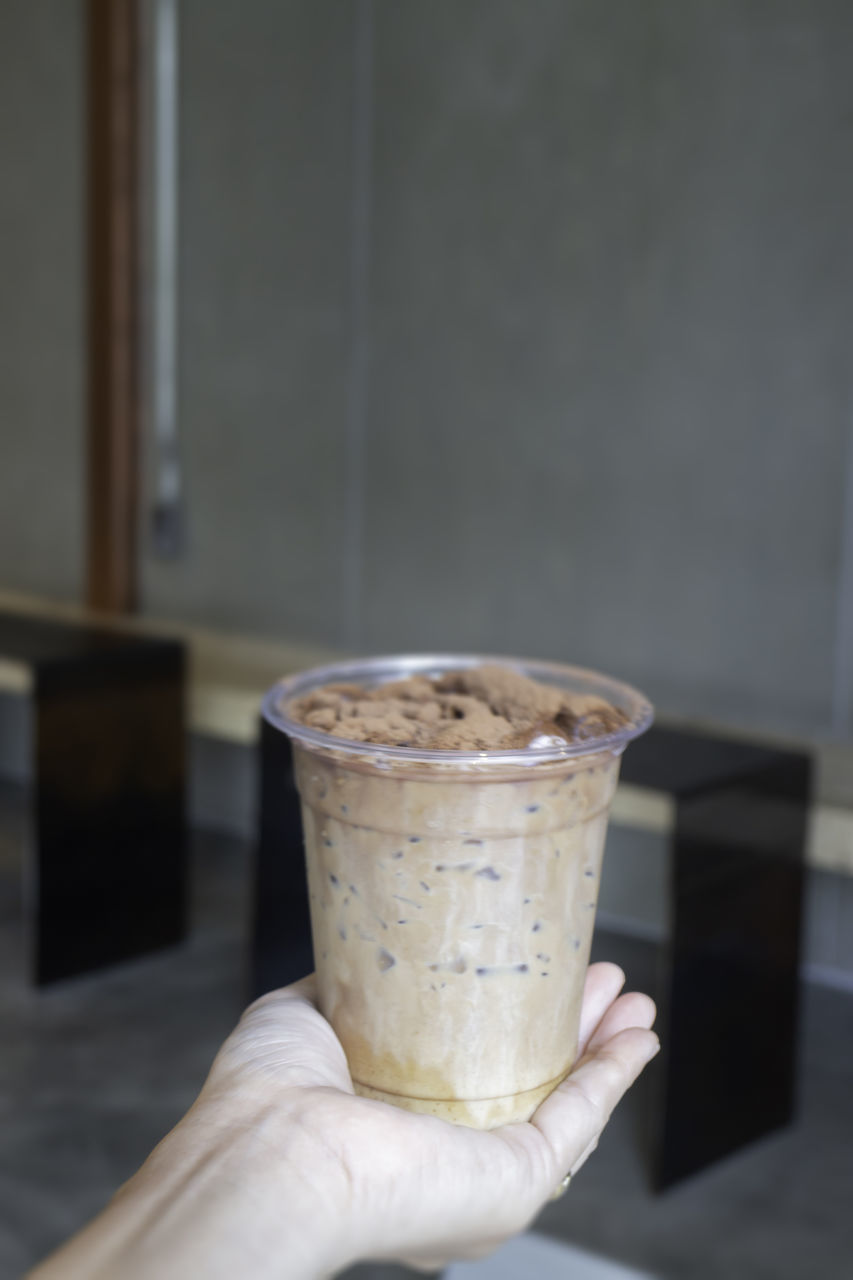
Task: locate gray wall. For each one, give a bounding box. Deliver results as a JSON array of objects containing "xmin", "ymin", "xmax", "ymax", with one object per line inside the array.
[
  {"xmin": 363, "ymin": 0, "xmax": 853, "ymax": 740},
  {"xmin": 0, "ymin": 1, "xmax": 84, "ymax": 600},
  {"xmin": 2, "ymin": 0, "xmax": 853, "ymax": 742},
  {"xmin": 138, "ymin": 0, "xmax": 853, "ymax": 743},
  {"xmin": 141, "ymin": 0, "xmax": 356, "ymax": 642}
]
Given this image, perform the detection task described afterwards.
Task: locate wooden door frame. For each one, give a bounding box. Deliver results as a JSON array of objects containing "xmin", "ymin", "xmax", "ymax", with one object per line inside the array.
[{"xmin": 86, "ymin": 0, "xmax": 140, "ymax": 613}]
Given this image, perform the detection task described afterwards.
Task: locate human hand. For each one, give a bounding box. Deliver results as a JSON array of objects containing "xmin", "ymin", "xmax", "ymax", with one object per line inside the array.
[
  {"xmin": 201, "ymin": 961, "xmax": 658, "ymax": 1275},
  {"xmin": 30, "ymin": 963, "xmax": 657, "ymax": 1280}
]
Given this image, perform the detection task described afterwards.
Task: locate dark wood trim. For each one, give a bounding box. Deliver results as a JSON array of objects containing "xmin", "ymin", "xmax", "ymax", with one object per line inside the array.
[{"xmin": 86, "ymin": 0, "xmax": 140, "ymax": 613}]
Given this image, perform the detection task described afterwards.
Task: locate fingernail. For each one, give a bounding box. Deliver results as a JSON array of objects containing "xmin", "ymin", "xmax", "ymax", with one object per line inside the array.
[{"xmin": 644, "ymin": 1036, "xmax": 661, "ymax": 1063}]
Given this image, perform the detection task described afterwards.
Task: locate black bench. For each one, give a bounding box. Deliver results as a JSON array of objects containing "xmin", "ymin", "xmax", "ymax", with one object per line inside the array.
[
  {"xmin": 0, "ymin": 610, "xmax": 187, "ymax": 984},
  {"xmin": 619, "ymin": 726, "xmax": 810, "ymax": 1188}
]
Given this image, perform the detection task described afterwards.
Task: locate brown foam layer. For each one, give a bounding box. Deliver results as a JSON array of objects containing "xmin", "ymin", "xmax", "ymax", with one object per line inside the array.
[{"xmin": 290, "ymin": 663, "xmax": 629, "ymax": 751}]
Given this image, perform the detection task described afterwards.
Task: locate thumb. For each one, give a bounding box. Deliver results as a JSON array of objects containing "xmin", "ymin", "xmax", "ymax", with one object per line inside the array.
[
  {"xmin": 208, "ymin": 980, "xmax": 355, "ymax": 1094},
  {"xmin": 529, "ymin": 1026, "xmax": 660, "ymax": 1182}
]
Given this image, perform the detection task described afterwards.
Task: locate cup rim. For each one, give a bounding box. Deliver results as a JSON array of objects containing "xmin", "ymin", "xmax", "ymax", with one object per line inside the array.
[{"xmin": 262, "ymin": 653, "xmax": 653, "ymax": 766}]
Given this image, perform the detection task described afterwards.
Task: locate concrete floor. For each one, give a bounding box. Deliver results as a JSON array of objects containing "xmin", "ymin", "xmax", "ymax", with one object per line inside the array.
[{"xmin": 2, "ymin": 782, "xmax": 852, "ymax": 1278}]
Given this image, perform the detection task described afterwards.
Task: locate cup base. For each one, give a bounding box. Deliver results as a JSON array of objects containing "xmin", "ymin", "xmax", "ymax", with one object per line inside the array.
[{"xmin": 352, "ymin": 1065, "xmax": 572, "ymax": 1129}]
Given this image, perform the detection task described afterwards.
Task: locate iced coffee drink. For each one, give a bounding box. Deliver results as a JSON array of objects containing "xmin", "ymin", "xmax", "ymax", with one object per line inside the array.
[{"xmin": 263, "ymin": 656, "xmax": 651, "ymax": 1129}]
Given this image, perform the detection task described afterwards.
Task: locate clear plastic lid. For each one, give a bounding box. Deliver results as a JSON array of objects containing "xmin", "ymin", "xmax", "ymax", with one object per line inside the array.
[{"xmin": 262, "ymin": 653, "xmax": 653, "ymax": 768}]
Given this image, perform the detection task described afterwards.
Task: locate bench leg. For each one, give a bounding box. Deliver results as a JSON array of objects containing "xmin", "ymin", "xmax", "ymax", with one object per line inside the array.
[
  {"xmin": 250, "ymin": 720, "xmax": 313, "ymax": 1000},
  {"xmin": 32, "ymin": 652, "xmax": 187, "ymax": 984},
  {"xmin": 652, "ymin": 753, "xmax": 810, "ymax": 1187}
]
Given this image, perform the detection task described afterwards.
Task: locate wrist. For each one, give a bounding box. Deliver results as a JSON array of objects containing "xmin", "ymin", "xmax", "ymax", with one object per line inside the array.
[
  {"xmin": 30, "ymin": 1088, "xmax": 350, "ymax": 1280},
  {"xmin": 136, "ymin": 1089, "xmax": 349, "ymax": 1279}
]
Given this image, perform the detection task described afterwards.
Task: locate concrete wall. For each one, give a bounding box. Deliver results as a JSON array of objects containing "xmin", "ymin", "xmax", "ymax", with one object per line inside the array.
[
  {"xmin": 0, "ymin": 1, "xmax": 84, "ymax": 600},
  {"xmin": 140, "ymin": 0, "xmax": 356, "ymax": 642},
  {"xmin": 134, "ymin": 0, "xmax": 853, "ymax": 743},
  {"xmin": 3, "ymin": 0, "xmax": 852, "ymax": 739},
  {"xmin": 360, "ymin": 0, "xmax": 853, "ymax": 740}
]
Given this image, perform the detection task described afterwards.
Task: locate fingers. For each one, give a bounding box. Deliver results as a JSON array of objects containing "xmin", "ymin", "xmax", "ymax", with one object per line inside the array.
[
  {"xmin": 580, "ymin": 991, "xmax": 656, "ymax": 1062},
  {"xmin": 571, "ymin": 967, "xmax": 656, "ymax": 1177},
  {"xmin": 530, "ymin": 1025, "xmax": 660, "ymax": 1182},
  {"xmin": 562, "ymin": 991, "xmax": 656, "ymax": 1177},
  {"xmin": 567, "ymin": 1132, "xmax": 599, "ymax": 1178},
  {"xmin": 245, "ymin": 973, "xmax": 318, "ymax": 1016},
  {"xmin": 576, "ymin": 963, "xmax": 626, "ymax": 1056},
  {"xmin": 401, "ymin": 1259, "xmax": 451, "ymax": 1275},
  {"xmin": 285, "ymin": 972, "xmax": 318, "ymax": 1006}
]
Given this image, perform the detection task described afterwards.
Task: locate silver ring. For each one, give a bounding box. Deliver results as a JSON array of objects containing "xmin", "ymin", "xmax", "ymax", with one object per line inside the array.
[{"xmin": 550, "ymin": 1172, "xmax": 572, "ymax": 1200}]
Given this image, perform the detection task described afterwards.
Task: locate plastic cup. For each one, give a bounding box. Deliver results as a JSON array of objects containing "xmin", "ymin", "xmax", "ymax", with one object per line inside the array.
[{"xmin": 263, "ymin": 654, "xmax": 652, "ymax": 1128}]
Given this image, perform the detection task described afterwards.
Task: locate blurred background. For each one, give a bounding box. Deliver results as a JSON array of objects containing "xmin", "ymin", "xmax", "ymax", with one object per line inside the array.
[{"xmin": 2, "ymin": 1, "xmax": 852, "ymax": 1277}]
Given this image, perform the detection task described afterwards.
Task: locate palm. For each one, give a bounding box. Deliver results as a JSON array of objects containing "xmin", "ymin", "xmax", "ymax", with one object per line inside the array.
[{"xmin": 205, "ymin": 964, "xmax": 656, "ymax": 1273}]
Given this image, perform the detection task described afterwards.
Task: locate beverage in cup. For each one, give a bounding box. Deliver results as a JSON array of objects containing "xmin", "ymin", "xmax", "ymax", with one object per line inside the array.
[{"xmin": 263, "ymin": 655, "xmax": 652, "ymax": 1128}]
